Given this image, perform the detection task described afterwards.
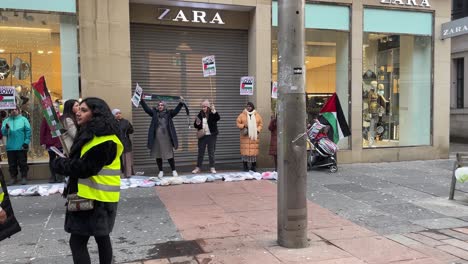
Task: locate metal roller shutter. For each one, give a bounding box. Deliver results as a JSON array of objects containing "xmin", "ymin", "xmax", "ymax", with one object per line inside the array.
[{"xmin": 130, "ymin": 24, "xmax": 248, "ymax": 173}]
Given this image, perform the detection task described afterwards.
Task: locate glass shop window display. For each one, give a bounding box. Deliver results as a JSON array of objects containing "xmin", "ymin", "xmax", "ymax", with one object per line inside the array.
[
  {"xmin": 362, "ymin": 33, "xmax": 432, "ymax": 148},
  {"xmin": 0, "ymin": 10, "xmax": 78, "ymax": 161}
]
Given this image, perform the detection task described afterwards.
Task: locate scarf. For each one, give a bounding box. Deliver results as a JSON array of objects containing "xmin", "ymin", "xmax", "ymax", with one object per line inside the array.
[{"xmin": 247, "ymin": 110, "xmax": 257, "ymax": 141}]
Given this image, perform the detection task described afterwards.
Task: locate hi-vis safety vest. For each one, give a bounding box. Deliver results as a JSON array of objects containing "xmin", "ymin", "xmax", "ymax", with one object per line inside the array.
[
  {"xmin": 0, "ymin": 181, "xmax": 4, "ymax": 203},
  {"xmin": 78, "ymin": 134, "xmax": 123, "ymax": 203}
]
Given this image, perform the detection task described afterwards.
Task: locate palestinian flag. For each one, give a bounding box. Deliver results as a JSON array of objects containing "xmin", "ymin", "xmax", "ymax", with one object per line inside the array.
[
  {"xmin": 204, "ymin": 63, "xmax": 215, "ymax": 70},
  {"xmin": 241, "ymin": 82, "xmax": 253, "ymax": 90},
  {"xmin": 319, "ymin": 93, "xmax": 351, "ymax": 143}
]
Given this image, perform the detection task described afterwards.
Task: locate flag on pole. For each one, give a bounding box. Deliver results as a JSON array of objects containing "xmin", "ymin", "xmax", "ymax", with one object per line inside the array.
[
  {"xmin": 32, "ymin": 76, "xmax": 62, "ymax": 138},
  {"xmin": 319, "ymin": 93, "xmax": 351, "ymax": 143}
]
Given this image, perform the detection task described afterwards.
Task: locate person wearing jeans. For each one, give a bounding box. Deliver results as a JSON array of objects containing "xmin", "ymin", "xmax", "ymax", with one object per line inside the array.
[
  {"xmin": 1, "ymin": 106, "xmax": 31, "ymax": 185},
  {"xmin": 192, "ymin": 100, "xmax": 220, "ymax": 174}
]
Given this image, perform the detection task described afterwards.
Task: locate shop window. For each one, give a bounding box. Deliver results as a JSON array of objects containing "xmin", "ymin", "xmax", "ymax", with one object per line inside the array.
[
  {"xmin": 362, "ymin": 34, "xmax": 432, "ymax": 148},
  {"xmin": 0, "ymin": 11, "xmax": 79, "ymax": 161},
  {"xmin": 455, "ymin": 58, "xmax": 464, "ymax": 109},
  {"xmin": 271, "ymin": 3, "xmax": 350, "ymax": 149},
  {"xmin": 362, "ymin": 8, "xmax": 432, "ymax": 148}
]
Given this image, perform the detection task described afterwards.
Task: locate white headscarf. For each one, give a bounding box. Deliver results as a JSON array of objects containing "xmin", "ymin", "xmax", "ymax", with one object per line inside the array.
[{"xmin": 112, "ymin": 108, "xmax": 121, "ymax": 116}]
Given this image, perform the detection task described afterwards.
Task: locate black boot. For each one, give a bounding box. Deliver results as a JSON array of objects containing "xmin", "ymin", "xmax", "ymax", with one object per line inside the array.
[
  {"xmin": 251, "ymin": 162, "xmax": 257, "ymax": 172},
  {"xmin": 243, "ymin": 162, "xmax": 249, "ymax": 172}
]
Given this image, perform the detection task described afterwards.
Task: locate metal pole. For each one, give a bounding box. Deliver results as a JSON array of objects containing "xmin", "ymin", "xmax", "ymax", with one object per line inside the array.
[{"xmin": 277, "ymin": 0, "xmax": 308, "ymax": 248}]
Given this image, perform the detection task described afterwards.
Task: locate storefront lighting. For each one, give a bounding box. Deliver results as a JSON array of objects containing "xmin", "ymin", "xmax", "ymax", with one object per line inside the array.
[
  {"xmin": 0, "ymin": 26, "xmax": 51, "ymax": 32},
  {"xmin": 0, "ymin": 49, "xmax": 4, "ymax": 53},
  {"xmin": 37, "ymin": 50, "xmax": 44, "ymax": 54},
  {"xmin": 47, "ymin": 51, "xmax": 53, "ymax": 54}
]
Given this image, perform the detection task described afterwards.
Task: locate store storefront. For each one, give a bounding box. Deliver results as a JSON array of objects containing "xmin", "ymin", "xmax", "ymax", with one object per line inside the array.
[
  {"xmin": 0, "ymin": 0, "xmax": 79, "ymax": 178},
  {"xmin": 271, "ymin": 0, "xmax": 450, "ymax": 163},
  {"xmin": 76, "ymin": 0, "xmax": 449, "ymax": 173}
]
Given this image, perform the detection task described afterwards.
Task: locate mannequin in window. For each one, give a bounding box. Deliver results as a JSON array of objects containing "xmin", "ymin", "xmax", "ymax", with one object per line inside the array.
[{"xmin": 367, "ymin": 81, "xmax": 388, "ymax": 147}]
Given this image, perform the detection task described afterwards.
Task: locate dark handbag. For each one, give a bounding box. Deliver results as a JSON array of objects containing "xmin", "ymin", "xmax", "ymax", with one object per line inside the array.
[
  {"xmin": 67, "ymin": 194, "xmax": 94, "ymax": 211},
  {"xmin": 241, "ymin": 127, "xmax": 248, "ymax": 136},
  {"xmin": 196, "ymin": 129, "xmax": 205, "ymax": 139},
  {"xmin": 0, "ymin": 174, "xmax": 21, "ymax": 242}
]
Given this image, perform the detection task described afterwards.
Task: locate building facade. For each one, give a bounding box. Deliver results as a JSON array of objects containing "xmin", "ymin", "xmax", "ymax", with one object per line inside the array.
[
  {"xmin": 0, "ymin": 0, "xmax": 451, "ymax": 177},
  {"xmin": 449, "ymin": 0, "xmax": 468, "ymax": 142}
]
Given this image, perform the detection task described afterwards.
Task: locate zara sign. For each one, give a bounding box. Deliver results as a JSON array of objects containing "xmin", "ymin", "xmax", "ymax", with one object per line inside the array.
[
  {"xmin": 380, "ymin": 0, "xmax": 431, "ymax": 8},
  {"xmin": 157, "ymin": 8, "xmax": 225, "ymax": 25}
]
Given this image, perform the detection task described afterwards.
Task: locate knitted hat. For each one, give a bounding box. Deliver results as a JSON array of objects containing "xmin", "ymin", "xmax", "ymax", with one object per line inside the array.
[{"xmin": 112, "ymin": 108, "xmax": 121, "ymax": 116}]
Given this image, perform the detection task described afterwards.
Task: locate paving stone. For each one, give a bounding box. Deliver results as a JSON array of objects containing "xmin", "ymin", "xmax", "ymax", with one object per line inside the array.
[
  {"xmin": 418, "ymin": 231, "xmax": 452, "ymax": 240},
  {"xmin": 453, "ymin": 227, "xmax": 468, "ymax": 235},
  {"xmin": 366, "ymin": 224, "xmax": 427, "ymax": 236},
  {"xmin": 436, "ymin": 245, "xmax": 468, "ymax": 260},
  {"xmin": 438, "ymin": 229, "xmax": 468, "ymax": 240},
  {"xmin": 441, "ymin": 239, "xmax": 468, "ymax": 250},
  {"xmin": 323, "ymin": 183, "xmax": 374, "ymax": 193},
  {"xmin": 143, "ymin": 259, "xmax": 170, "ymax": 264},
  {"xmin": 379, "ymin": 186, "xmax": 435, "ymax": 202},
  {"xmin": 375, "ymin": 203, "xmax": 446, "ymax": 221},
  {"xmin": 344, "ymin": 191, "xmax": 406, "ymax": 206},
  {"xmin": 411, "ymin": 218, "xmax": 468, "ymax": 230},
  {"xmin": 312, "ymin": 225, "xmax": 378, "ymax": 241},
  {"xmin": 168, "ymin": 256, "xmax": 197, "ymax": 263},
  {"xmin": 386, "ymin": 234, "xmax": 421, "ymax": 246},
  {"xmin": 267, "ymin": 241, "xmax": 351, "ymax": 262},
  {"xmin": 331, "ymin": 236, "xmax": 427, "ymax": 263},
  {"xmin": 413, "ymin": 197, "xmax": 468, "ymax": 217},
  {"xmin": 404, "ymin": 233, "xmax": 445, "ymax": 247}
]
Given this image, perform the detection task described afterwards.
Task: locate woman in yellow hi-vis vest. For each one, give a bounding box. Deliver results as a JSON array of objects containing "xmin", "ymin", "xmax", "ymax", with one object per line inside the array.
[{"xmin": 52, "ymin": 97, "xmax": 123, "ymax": 264}]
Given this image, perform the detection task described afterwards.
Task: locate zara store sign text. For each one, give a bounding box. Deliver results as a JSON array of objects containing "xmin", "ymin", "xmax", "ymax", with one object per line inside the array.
[
  {"xmin": 380, "ymin": 0, "xmax": 430, "ymax": 8},
  {"xmin": 157, "ymin": 8, "xmax": 225, "ymax": 24}
]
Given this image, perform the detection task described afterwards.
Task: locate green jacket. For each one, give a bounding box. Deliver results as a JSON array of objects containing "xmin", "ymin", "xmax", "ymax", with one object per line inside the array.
[{"xmin": 1, "ymin": 115, "xmax": 31, "ymax": 151}]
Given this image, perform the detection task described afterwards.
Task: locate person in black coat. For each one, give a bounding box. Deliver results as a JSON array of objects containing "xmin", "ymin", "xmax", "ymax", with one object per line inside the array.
[
  {"xmin": 140, "ymin": 98, "xmax": 184, "ymax": 178},
  {"xmin": 52, "ymin": 97, "xmax": 122, "ymax": 264},
  {"xmin": 0, "ymin": 172, "xmax": 21, "ymax": 242},
  {"xmin": 112, "ymin": 109, "xmax": 134, "ymax": 178},
  {"xmin": 192, "ymin": 99, "xmax": 220, "ymax": 174}
]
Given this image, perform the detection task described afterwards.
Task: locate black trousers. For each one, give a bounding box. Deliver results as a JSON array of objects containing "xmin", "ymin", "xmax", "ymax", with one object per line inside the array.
[
  {"xmin": 47, "ymin": 150, "xmax": 58, "ymax": 181},
  {"xmin": 69, "ymin": 234, "xmax": 113, "ymax": 264},
  {"xmin": 6, "ymin": 150, "xmax": 28, "ymax": 179},
  {"xmin": 156, "ymin": 158, "xmax": 176, "ymax": 171},
  {"xmin": 197, "ymin": 135, "xmax": 217, "ymax": 168}
]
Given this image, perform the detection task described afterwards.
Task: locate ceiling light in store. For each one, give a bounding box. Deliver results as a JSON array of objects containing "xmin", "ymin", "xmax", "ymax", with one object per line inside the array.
[
  {"xmin": 0, "ymin": 49, "xmax": 4, "ymax": 53},
  {"xmin": 47, "ymin": 51, "xmax": 53, "ymax": 54},
  {"xmin": 37, "ymin": 50, "xmax": 44, "ymax": 54},
  {"xmin": 305, "ymin": 61, "xmax": 309, "ymax": 64},
  {"xmin": 0, "ymin": 26, "xmax": 51, "ymax": 32},
  {"xmin": 272, "ymin": 59, "xmax": 276, "ymax": 62}
]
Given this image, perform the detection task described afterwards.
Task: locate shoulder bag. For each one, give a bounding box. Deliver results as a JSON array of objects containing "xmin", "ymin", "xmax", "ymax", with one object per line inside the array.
[{"xmin": 67, "ymin": 194, "xmax": 94, "ymax": 211}]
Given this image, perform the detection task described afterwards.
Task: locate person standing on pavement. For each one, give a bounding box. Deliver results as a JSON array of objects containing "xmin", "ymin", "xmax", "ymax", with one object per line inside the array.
[
  {"xmin": 236, "ymin": 102, "xmax": 263, "ymax": 172},
  {"xmin": 60, "ymin": 99, "xmax": 79, "ymax": 153},
  {"xmin": 1, "ymin": 106, "xmax": 31, "ymax": 185},
  {"xmin": 192, "ymin": 99, "xmax": 220, "ymax": 174},
  {"xmin": 268, "ymin": 114, "xmax": 277, "ymax": 171},
  {"xmin": 140, "ymin": 98, "xmax": 185, "ymax": 178},
  {"xmin": 112, "ymin": 109, "xmax": 134, "ymax": 178},
  {"xmin": 40, "ymin": 115, "xmax": 63, "ymax": 183},
  {"xmin": 52, "ymin": 97, "xmax": 123, "ymax": 264},
  {"xmin": 0, "ymin": 172, "xmax": 22, "ymax": 241}
]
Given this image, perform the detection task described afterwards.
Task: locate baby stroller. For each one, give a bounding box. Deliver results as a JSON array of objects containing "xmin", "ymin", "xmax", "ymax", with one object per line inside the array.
[{"xmin": 306, "ymin": 121, "xmax": 338, "ymax": 173}]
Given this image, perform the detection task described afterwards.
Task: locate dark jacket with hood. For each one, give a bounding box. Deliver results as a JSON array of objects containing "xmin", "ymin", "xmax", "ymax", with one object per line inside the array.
[
  {"xmin": 117, "ymin": 118, "xmax": 134, "ymax": 153},
  {"xmin": 140, "ymin": 99, "xmax": 183, "ymax": 150},
  {"xmin": 52, "ymin": 117, "xmax": 120, "ymax": 236},
  {"xmin": 194, "ymin": 110, "xmax": 220, "ymax": 136},
  {"xmin": 0, "ymin": 173, "xmax": 21, "ymax": 242}
]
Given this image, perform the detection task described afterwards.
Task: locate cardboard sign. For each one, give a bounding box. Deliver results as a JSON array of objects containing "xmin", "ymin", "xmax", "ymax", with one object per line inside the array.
[
  {"xmin": 32, "ymin": 76, "xmax": 62, "ymax": 138},
  {"xmin": 202, "ymin": 55, "xmax": 216, "ymax": 77},
  {"xmin": 0, "ymin": 86, "xmax": 16, "ymax": 109},
  {"xmin": 132, "ymin": 83, "xmax": 143, "ymax": 107},
  {"xmin": 271, "ymin": 82, "xmax": 278, "ymax": 99},
  {"xmin": 240, "ymin": 76, "xmax": 254, "ymax": 96}
]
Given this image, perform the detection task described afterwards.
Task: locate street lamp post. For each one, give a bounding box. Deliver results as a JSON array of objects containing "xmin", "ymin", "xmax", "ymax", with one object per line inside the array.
[{"xmin": 277, "ymin": 0, "xmax": 308, "ymax": 248}]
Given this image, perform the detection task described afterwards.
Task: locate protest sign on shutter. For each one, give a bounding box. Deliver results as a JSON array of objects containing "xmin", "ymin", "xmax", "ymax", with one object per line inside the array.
[
  {"xmin": 202, "ymin": 55, "xmax": 216, "ymax": 77},
  {"xmin": 131, "ymin": 83, "xmax": 143, "ymax": 107},
  {"xmin": 240, "ymin": 76, "xmax": 254, "ymax": 96},
  {"xmin": 271, "ymin": 81, "xmax": 278, "ymax": 99}
]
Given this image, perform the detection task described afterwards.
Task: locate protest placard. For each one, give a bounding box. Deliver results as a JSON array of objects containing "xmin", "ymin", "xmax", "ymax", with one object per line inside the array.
[
  {"xmin": 271, "ymin": 81, "xmax": 278, "ymax": 99},
  {"xmin": 202, "ymin": 55, "xmax": 216, "ymax": 77},
  {"xmin": 131, "ymin": 83, "xmax": 143, "ymax": 107},
  {"xmin": 240, "ymin": 76, "xmax": 254, "ymax": 96},
  {"xmin": 0, "ymin": 86, "xmax": 16, "ymax": 109}
]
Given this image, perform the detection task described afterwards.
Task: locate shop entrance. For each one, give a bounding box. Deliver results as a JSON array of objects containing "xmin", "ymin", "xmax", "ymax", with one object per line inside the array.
[{"xmin": 130, "ymin": 24, "xmax": 248, "ymax": 173}]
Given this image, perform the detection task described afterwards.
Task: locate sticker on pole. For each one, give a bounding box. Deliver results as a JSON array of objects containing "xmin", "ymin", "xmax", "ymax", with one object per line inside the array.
[
  {"xmin": 271, "ymin": 81, "xmax": 278, "ymax": 99},
  {"xmin": 240, "ymin": 76, "xmax": 254, "ymax": 96},
  {"xmin": 202, "ymin": 55, "xmax": 216, "ymax": 77},
  {"xmin": 131, "ymin": 83, "xmax": 143, "ymax": 107},
  {"xmin": 0, "ymin": 86, "xmax": 16, "ymax": 109}
]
